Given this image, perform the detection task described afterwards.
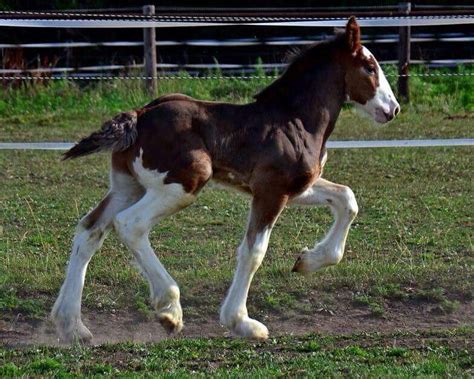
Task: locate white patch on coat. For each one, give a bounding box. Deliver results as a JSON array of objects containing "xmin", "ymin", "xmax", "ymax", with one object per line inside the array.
[
  {"xmin": 220, "ymin": 227, "xmax": 272, "ymax": 339},
  {"xmin": 112, "ymin": 150, "xmax": 196, "ymax": 331},
  {"xmin": 50, "ymin": 221, "xmax": 103, "ymax": 341},
  {"xmin": 354, "ymin": 46, "xmax": 400, "ymax": 124},
  {"xmin": 290, "ymin": 178, "xmax": 358, "ymax": 272},
  {"xmin": 131, "ymin": 149, "xmax": 195, "ymax": 209},
  {"xmin": 320, "ymin": 150, "xmax": 328, "ymax": 169},
  {"xmin": 52, "ymin": 170, "xmax": 144, "ymax": 342}
]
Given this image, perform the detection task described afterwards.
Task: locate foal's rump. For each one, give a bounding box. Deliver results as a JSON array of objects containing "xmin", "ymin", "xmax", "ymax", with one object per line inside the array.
[{"xmin": 63, "ymin": 93, "xmax": 199, "ymax": 161}]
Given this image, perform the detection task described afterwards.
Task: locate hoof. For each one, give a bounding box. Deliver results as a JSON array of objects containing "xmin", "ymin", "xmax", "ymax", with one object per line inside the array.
[
  {"xmin": 230, "ymin": 317, "xmax": 269, "ymax": 340},
  {"xmin": 156, "ymin": 301, "xmax": 183, "ymax": 335},
  {"xmin": 152, "ymin": 286, "xmax": 183, "ymax": 334},
  {"xmin": 158, "ymin": 313, "xmax": 183, "ymax": 334},
  {"xmin": 292, "ymin": 253, "xmax": 323, "ymax": 274},
  {"xmin": 69, "ymin": 323, "xmax": 93, "ymax": 344},
  {"xmin": 292, "ymin": 255, "xmax": 305, "ymax": 273},
  {"xmin": 292, "ymin": 245, "xmax": 340, "ymax": 274},
  {"xmin": 292, "ymin": 247, "xmax": 312, "ymax": 274},
  {"xmin": 221, "ymin": 316, "xmax": 268, "ymax": 341},
  {"xmin": 52, "ymin": 316, "xmax": 93, "ymax": 344}
]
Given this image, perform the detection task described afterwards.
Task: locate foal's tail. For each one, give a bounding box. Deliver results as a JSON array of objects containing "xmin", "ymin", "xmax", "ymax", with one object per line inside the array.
[{"xmin": 63, "ymin": 111, "xmax": 139, "ymax": 160}]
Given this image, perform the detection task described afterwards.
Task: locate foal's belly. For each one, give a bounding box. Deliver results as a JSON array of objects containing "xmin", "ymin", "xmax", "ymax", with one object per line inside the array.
[
  {"xmin": 210, "ymin": 148, "xmax": 327, "ymax": 197},
  {"xmin": 211, "ymin": 169, "xmax": 252, "ymax": 194}
]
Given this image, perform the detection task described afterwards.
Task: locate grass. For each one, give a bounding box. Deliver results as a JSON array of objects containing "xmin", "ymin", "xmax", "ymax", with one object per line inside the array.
[
  {"xmin": 0, "ymin": 329, "xmax": 472, "ymax": 377},
  {"xmin": 0, "ymin": 67, "xmax": 472, "ymax": 376},
  {"xmin": 0, "ymin": 65, "xmax": 472, "ymax": 142},
  {"xmin": 1, "ymin": 145, "xmax": 472, "ymax": 319}
]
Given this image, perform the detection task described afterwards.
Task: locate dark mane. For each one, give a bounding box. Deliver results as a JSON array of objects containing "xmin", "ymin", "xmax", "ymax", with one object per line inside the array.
[{"xmin": 254, "ymin": 31, "xmax": 347, "ymax": 103}]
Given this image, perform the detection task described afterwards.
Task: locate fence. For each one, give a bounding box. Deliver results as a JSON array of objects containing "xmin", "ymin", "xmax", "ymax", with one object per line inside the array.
[{"xmin": 1, "ymin": 4, "xmax": 473, "ymax": 102}]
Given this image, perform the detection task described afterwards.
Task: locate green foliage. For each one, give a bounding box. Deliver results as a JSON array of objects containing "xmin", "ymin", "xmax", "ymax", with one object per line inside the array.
[
  {"xmin": 0, "ymin": 363, "xmax": 20, "ymax": 376},
  {"xmin": 1, "ymin": 66, "xmax": 473, "ymax": 144},
  {"xmin": 416, "ymin": 287, "xmax": 445, "ymax": 302},
  {"xmin": 0, "ymin": 285, "xmax": 44, "ymax": 317},
  {"xmin": 29, "ymin": 358, "xmax": 63, "ymax": 374},
  {"xmin": 382, "ymin": 64, "xmax": 473, "ymax": 110},
  {"xmin": 437, "ymin": 299, "xmax": 461, "ymax": 314},
  {"xmin": 409, "ymin": 65, "xmax": 474, "ymax": 111},
  {"xmin": 0, "ymin": 65, "xmax": 471, "ymax": 123},
  {"xmin": 353, "ymin": 294, "xmax": 385, "ymax": 317},
  {"xmin": 353, "ymin": 283, "xmax": 466, "ymax": 318},
  {"xmin": 135, "ymin": 293, "xmax": 153, "ymax": 319}
]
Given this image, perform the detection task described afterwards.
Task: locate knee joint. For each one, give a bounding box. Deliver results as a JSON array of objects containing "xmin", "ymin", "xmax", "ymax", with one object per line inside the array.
[
  {"xmin": 113, "ymin": 215, "xmax": 127, "ymax": 236},
  {"xmin": 113, "ymin": 215, "xmax": 145, "ymax": 246},
  {"xmin": 341, "ymin": 187, "xmax": 358, "ymax": 218},
  {"xmin": 250, "ymin": 247, "xmax": 266, "ymax": 266},
  {"xmin": 239, "ymin": 245, "xmax": 266, "ymax": 267},
  {"xmin": 72, "ymin": 225, "xmax": 105, "ymax": 259}
]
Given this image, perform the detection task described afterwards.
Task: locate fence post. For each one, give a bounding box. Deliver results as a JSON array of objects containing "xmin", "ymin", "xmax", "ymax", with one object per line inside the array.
[
  {"xmin": 143, "ymin": 5, "xmax": 157, "ymax": 95},
  {"xmin": 398, "ymin": 2, "xmax": 411, "ymax": 102}
]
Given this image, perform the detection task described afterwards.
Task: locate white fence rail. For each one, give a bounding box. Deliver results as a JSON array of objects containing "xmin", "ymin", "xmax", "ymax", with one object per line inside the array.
[
  {"xmin": 1, "ymin": 15, "xmax": 474, "ymax": 28},
  {"xmin": 2, "ymin": 139, "xmax": 473, "ymax": 151},
  {"xmin": 1, "ymin": 61, "xmax": 474, "ymax": 76}
]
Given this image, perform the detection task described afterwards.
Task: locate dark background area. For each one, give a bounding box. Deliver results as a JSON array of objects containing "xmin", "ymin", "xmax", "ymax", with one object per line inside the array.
[
  {"xmin": 0, "ymin": 2, "xmax": 472, "ymax": 75},
  {"xmin": 3, "ymin": 1, "xmax": 474, "ymax": 11}
]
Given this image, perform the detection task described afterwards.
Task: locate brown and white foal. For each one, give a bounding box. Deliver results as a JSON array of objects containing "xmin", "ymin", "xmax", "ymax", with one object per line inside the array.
[{"xmin": 52, "ymin": 17, "xmax": 400, "ymax": 343}]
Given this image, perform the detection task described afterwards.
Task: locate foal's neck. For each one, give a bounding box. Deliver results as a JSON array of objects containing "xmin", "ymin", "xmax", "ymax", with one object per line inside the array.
[
  {"xmin": 291, "ymin": 65, "xmax": 346, "ymax": 136},
  {"xmin": 257, "ymin": 63, "xmax": 346, "ymax": 141}
]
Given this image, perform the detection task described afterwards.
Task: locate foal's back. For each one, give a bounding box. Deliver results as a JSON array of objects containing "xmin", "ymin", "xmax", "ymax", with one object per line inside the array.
[{"xmin": 128, "ymin": 93, "xmax": 322, "ymax": 196}]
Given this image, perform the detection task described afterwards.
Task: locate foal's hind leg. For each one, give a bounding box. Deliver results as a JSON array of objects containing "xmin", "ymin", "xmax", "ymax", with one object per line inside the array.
[
  {"xmin": 114, "ymin": 185, "xmax": 196, "ymax": 333},
  {"xmin": 290, "ymin": 178, "xmax": 358, "ymax": 273},
  {"xmin": 51, "ymin": 171, "xmax": 143, "ymax": 343}
]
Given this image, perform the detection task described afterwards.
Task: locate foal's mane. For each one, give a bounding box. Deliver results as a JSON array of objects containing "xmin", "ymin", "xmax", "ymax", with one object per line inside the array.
[{"xmin": 254, "ymin": 31, "xmax": 347, "ymax": 103}]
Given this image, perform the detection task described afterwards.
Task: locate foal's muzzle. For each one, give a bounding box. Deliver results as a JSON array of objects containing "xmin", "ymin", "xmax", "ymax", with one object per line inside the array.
[{"xmin": 375, "ymin": 100, "xmax": 400, "ymax": 123}]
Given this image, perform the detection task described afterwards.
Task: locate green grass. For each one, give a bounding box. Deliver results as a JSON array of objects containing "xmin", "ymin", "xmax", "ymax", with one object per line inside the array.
[
  {"xmin": 0, "ymin": 65, "xmax": 472, "ymax": 142},
  {"xmin": 1, "ymin": 146, "xmax": 472, "ymax": 318},
  {"xmin": 1, "ymin": 329, "xmax": 472, "ymax": 377},
  {"xmin": 0, "ymin": 68, "xmax": 472, "ymax": 376}
]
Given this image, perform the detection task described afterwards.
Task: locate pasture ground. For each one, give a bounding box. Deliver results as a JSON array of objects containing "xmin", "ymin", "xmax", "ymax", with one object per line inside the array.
[
  {"xmin": 1, "ymin": 329, "xmax": 472, "ymax": 377},
  {"xmin": 1, "ymin": 71, "xmax": 473, "ymax": 376}
]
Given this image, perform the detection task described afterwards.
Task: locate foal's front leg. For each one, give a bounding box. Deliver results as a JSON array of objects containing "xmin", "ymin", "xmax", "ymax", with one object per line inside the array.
[
  {"xmin": 291, "ymin": 178, "xmax": 358, "ymax": 273},
  {"xmin": 220, "ymin": 195, "xmax": 286, "ymax": 340}
]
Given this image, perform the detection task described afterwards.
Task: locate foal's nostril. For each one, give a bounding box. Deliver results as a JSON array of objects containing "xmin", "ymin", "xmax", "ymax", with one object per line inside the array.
[
  {"xmin": 383, "ymin": 111, "xmax": 394, "ymax": 121},
  {"xmin": 394, "ymin": 105, "xmax": 400, "ymax": 116}
]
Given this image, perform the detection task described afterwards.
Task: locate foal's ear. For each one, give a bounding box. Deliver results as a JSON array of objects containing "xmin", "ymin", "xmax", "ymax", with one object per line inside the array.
[{"xmin": 346, "ymin": 16, "xmax": 361, "ymax": 54}]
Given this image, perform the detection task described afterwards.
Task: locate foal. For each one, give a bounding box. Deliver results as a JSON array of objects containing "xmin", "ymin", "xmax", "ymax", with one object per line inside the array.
[{"xmin": 52, "ymin": 17, "xmax": 400, "ymax": 342}]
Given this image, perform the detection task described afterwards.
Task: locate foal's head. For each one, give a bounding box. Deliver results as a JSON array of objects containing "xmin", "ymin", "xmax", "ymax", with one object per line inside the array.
[
  {"xmin": 342, "ymin": 17, "xmax": 400, "ymax": 123},
  {"xmin": 255, "ymin": 17, "xmax": 400, "ymax": 123}
]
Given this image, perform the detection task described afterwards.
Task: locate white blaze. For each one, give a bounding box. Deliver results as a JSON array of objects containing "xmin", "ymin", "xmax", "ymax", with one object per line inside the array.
[{"xmin": 355, "ymin": 46, "xmax": 400, "ymax": 124}]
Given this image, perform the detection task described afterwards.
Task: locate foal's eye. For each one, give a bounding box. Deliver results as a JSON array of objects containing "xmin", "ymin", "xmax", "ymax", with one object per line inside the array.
[{"xmin": 364, "ymin": 66, "xmax": 376, "ymax": 75}]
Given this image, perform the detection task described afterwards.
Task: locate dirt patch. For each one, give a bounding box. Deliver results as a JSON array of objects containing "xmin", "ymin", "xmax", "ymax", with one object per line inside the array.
[
  {"xmin": 1, "ymin": 298, "xmax": 472, "ymax": 348},
  {"xmin": 265, "ymin": 298, "xmax": 473, "ymax": 347}
]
